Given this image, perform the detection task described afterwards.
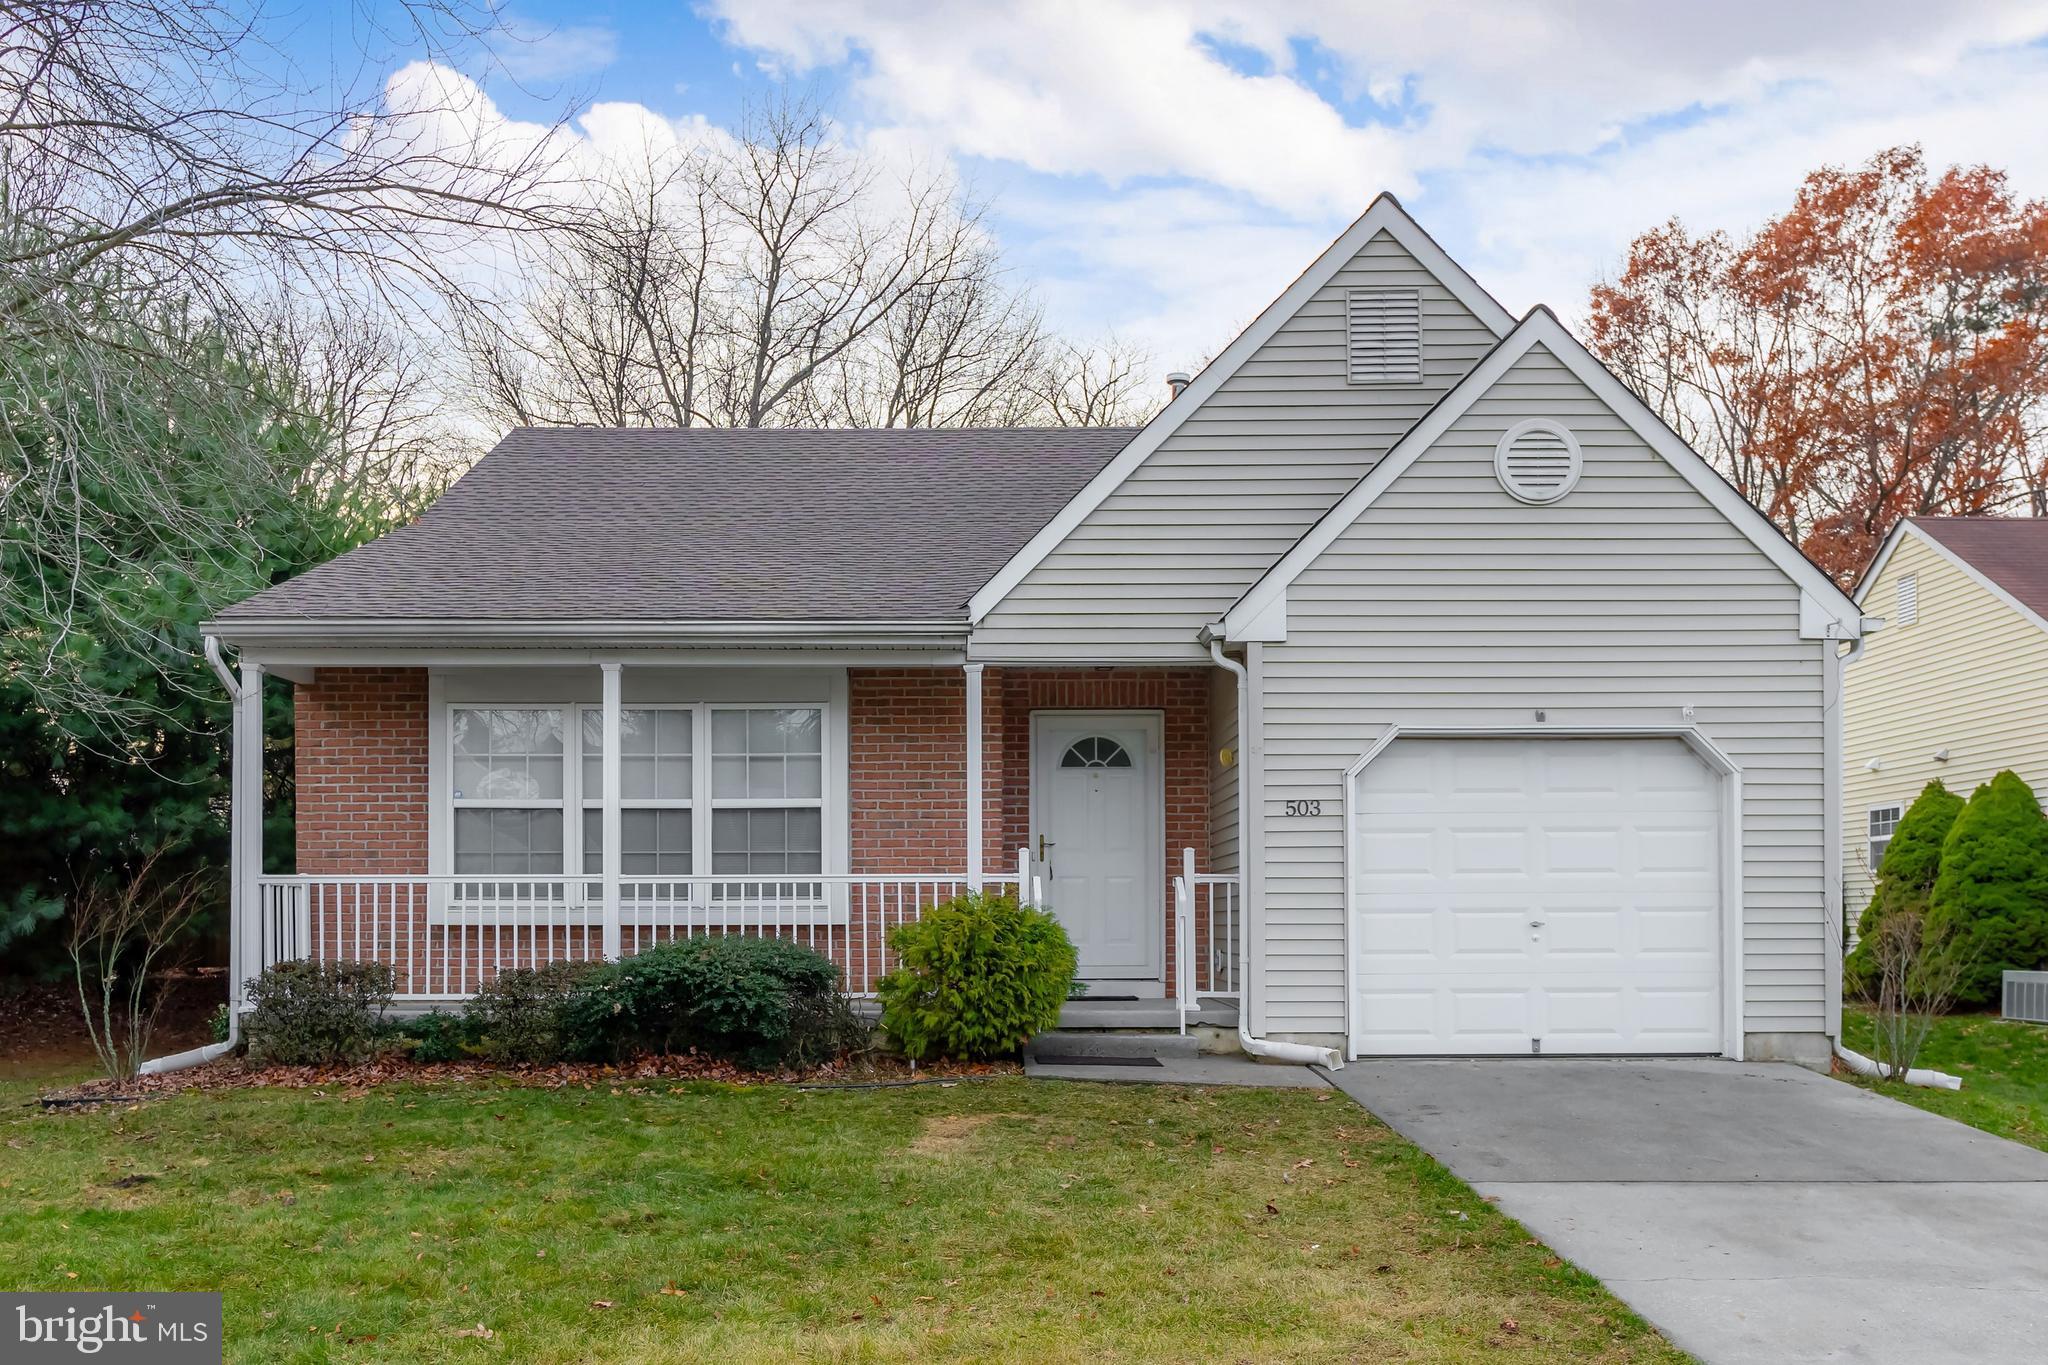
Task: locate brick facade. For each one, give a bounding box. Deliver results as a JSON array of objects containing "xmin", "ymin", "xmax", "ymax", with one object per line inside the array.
[{"xmin": 293, "ymin": 667, "xmax": 430, "ymax": 874}]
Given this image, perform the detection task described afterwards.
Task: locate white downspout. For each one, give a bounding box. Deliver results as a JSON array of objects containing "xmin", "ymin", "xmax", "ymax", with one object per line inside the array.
[
  {"xmin": 140, "ymin": 637, "xmax": 251, "ymax": 1074},
  {"xmin": 1209, "ymin": 636, "xmax": 1342, "ymax": 1070},
  {"xmin": 1833, "ymin": 1042, "xmax": 1961, "ymax": 1090}
]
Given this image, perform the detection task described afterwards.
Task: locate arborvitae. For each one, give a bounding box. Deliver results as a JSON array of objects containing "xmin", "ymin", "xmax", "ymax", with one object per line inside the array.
[
  {"xmin": 1926, "ymin": 770, "xmax": 2048, "ymax": 1007},
  {"xmin": 1843, "ymin": 780, "xmax": 1965, "ymax": 999}
]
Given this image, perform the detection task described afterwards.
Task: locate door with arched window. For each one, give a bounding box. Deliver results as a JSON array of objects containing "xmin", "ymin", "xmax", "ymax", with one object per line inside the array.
[{"xmin": 1031, "ymin": 711, "xmax": 1164, "ymax": 992}]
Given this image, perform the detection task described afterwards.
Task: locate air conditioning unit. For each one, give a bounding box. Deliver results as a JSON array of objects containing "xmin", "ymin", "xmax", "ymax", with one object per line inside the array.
[{"xmin": 2004, "ymin": 971, "xmax": 2048, "ymax": 1024}]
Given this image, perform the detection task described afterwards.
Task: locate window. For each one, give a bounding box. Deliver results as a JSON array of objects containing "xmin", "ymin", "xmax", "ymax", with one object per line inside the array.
[
  {"xmin": 450, "ymin": 708, "xmax": 566, "ymax": 874},
  {"xmin": 580, "ymin": 708, "xmax": 693, "ymax": 875},
  {"xmin": 1896, "ymin": 573, "xmax": 1918, "ymax": 626},
  {"xmin": 710, "ymin": 707, "xmax": 823, "ymax": 874},
  {"xmin": 1060, "ymin": 736, "xmax": 1132, "ymax": 768},
  {"xmin": 1868, "ymin": 804, "xmax": 1903, "ymax": 875},
  {"xmin": 1346, "ymin": 288, "xmax": 1422, "ymax": 385}
]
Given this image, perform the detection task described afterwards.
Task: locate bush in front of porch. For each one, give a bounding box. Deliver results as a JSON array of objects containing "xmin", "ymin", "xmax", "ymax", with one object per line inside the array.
[{"xmin": 877, "ymin": 890, "xmax": 1076, "ymax": 1061}]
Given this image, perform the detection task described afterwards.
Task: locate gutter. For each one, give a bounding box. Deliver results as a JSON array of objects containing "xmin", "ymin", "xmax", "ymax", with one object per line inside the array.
[{"xmin": 1207, "ymin": 634, "xmax": 1343, "ymax": 1070}]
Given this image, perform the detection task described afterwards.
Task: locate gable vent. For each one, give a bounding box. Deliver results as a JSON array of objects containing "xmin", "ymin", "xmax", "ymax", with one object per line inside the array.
[
  {"xmin": 1896, "ymin": 573, "xmax": 1918, "ymax": 625},
  {"xmin": 1494, "ymin": 419, "xmax": 1584, "ymax": 504},
  {"xmin": 1346, "ymin": 289, "xmax": 1422, "ymax": 385}
]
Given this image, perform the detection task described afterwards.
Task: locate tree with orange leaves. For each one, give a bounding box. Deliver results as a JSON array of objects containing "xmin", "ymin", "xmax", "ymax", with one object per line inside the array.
[{"xmin": 1590, "ymin": 146, "xmax": 2048, "ymax": 583}]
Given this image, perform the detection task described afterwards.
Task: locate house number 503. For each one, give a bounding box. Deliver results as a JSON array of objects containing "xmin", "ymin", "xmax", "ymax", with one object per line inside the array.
[{"xmin": 1283, "ymin": 800, "xmax": 1323, "ymax": 817}]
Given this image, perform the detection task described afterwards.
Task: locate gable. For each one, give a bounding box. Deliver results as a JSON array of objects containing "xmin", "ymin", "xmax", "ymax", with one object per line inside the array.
[
  {"xmin": 970, "ymin": 206, "xmax": 1507, "ymax": 662},
  {"xmin": 1225, "ymin": 311, "xmax": 1862, "ymax": 643},
  {"xmin": 1856, "ymin": 521, "xmax": 2048, "ymax": 640}
]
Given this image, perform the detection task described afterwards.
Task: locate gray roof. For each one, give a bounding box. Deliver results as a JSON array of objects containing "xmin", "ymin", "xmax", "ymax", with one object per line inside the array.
[{"xmin": 218, "ymin": 426, "xmax": 1137, "ymax": 625}]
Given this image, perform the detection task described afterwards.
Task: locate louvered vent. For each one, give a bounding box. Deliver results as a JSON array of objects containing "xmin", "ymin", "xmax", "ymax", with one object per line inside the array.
[
  {"xmin": 1896, "ymin": 573, "xmax": 1918, "ymax": 625},
  {"xmin": 1346, "ymin": 289, "xmax": 1421, "ymax": 385},
  {"xmin": 1494, "ymin": 420, "xmax": 1583, "ymax": 504}
]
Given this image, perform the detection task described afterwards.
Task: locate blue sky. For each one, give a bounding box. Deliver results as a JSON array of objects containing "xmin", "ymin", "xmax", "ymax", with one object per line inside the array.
[{"xmin": 303, "ymin": 1, "xmax": 2048, "ymax": 372}]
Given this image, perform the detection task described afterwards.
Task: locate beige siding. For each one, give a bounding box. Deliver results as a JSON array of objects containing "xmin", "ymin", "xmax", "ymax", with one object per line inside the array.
[
  {"xmin": 1843, "ymin": 534, "xmax": 2048, "ymax": 919},
  {"xmin": 1259, "ymin": 345, "xmax": 1829, "ymax": 1045},
  {"xmin": 972, "ymin": 231, "xmax": 1499, "ymax": 662}
]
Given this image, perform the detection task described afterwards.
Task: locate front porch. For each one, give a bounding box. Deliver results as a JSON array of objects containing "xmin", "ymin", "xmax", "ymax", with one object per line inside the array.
[{"xmin": 225, "ymin": 656, "xmax": 1242, "ymax": 1018}]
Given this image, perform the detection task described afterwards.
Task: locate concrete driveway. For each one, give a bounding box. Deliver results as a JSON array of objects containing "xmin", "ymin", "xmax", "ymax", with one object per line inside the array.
[{"xmin": 1324, "ymin": 1059, "xmax": 2048, "ymax": 1364}]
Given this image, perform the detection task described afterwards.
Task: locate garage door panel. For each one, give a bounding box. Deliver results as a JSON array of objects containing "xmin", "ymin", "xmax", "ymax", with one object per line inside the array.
[{"xmin": 1353, "ymin": 737, "xmax": 1723, "ymax": 1057}]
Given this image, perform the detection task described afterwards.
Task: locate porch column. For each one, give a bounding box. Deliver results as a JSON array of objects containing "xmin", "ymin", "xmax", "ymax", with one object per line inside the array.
[
  {"xmin": 230, "ymin": 662, "xmax": 264, "ymax": 1012},
  {"xmin": 600, "ymin": 661, "xmax": 623, "ymax": 960},
  {"xmin": 964, "ymin": 663, "xmax": 984, "ymax": 890}
]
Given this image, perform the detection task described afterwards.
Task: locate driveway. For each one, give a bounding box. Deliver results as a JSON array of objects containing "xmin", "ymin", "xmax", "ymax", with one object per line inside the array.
[{"xmin": 1324, "ymin": 1058, "xmax": 2048, "ymax": 1364}]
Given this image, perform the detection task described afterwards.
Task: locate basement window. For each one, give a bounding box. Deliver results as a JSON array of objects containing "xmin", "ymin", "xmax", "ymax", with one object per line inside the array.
[{"xmin": 1346, "ymin": 289, "xmax": 1422, "ymax": 385}]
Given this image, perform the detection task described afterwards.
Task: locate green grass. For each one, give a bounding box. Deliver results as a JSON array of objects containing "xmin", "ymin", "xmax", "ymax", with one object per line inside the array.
[
  {"xmin": 0, "ymin": 1072, "xmax": 1686, "ymax": 1363},
  {"xmin": 1842, "ymin": 1005, "xmax": 2048, "ymax": 1151}
]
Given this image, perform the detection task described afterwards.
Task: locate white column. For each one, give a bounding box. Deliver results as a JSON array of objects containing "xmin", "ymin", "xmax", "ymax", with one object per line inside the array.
[
  {"xmin": 600, "ymin": 661, "xmax": 623, "ymax": 960},
  {"xmin": 964, "ymin": 663, "xmax": 985, "ymax": 890},
  {"xmin": 230, "ymin": 662, "xmax": 265, "ymax": 1011}
]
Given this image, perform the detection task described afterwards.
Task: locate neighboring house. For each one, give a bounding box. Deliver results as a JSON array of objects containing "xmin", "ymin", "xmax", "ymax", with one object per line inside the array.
[
  {"xmin": 1844, "ymin": 517, "xmax": 2048, "ymax": 924},
  {"xmin": 205, "ymin": 196, "xmax": 1865, "ymax": 1067}
]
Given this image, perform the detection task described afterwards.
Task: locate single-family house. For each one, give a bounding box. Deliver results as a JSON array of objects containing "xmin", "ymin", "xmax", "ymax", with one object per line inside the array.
[
  {"xmin": 204, "ymin": 196, "xmax": 1866, "ymax": 1067},
  {"xmin": 1844, "ymin": 517, "xmax": 2048, "ymax": 920}
]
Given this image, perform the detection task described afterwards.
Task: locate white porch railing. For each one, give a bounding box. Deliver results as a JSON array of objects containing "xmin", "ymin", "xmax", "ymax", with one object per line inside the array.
[
  {"xmin": 254, "ymin": 861, "xmax": 1030, "ymax": 1003},
  {"xmin": 1174, "ymin": 849, "xmax": 1243, "ymax": 1031}
]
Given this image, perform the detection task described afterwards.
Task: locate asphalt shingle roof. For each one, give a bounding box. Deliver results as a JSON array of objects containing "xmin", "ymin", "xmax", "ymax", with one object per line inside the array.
[
  {"xmin": 219, "ymin": 426, "xmax": 1137, "ymax": 624},
  {"xmin": 1907, "ymin": 516, "xmax": 2048, "ymax": 624}
]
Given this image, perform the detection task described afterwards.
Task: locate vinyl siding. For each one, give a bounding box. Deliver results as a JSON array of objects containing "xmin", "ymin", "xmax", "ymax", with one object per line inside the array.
[
  {"xmin": 1843, "ymin": 534, "xmax": 2048, "ymax": 918},
  {"xmin": 1258, "ymin": 344, "xmax": 1829, "ymax": 1044},
  {"xmin": 972, "ymin": 230, "xmax": 1500, "ymax": 662},
  {"xmin": 1210, "ymin": 667, "xmax": 1240, "ymax": 873}
]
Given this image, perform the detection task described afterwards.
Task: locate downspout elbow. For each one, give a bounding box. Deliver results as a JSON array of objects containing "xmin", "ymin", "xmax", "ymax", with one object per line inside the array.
[{"xmin": 1208, "ymin": 635, "xmax": 1343, "ymax": 1071}]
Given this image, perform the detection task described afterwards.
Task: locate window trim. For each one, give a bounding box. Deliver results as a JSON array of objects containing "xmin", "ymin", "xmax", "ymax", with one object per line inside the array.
[
  {"xmin": 429, "ymin": 690, "xmax": 840, "ymax": 926},
  {"xmin": 1867, "ymin": 802, "xmax": 1904, "ymax": 877}
]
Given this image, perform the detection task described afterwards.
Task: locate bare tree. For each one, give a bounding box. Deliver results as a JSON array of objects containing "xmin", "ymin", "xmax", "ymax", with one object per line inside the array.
[
  {"xmin": 1862, "ymin": 910, "xmax": 1967, "ymax": 1082},
  {"xmin": 68, "ymin": 853, "xmax": 212, "ymax": 1086},
  {"xmin": 1028, "ymin": 335, "xmax": 1160, "ymax": 427}
]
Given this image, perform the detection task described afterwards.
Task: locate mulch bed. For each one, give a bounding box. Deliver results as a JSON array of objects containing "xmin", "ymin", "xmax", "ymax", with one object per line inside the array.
[{"xmin": 35, "ymin": 1051, "xmax": 1022, "ymax": 1108}]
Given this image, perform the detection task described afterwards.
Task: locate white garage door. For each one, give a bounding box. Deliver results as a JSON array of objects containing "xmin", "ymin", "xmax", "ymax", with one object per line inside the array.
[{"xmin": 1351, "ymin": 736, "xmax": 1724, "ymax": 1057}]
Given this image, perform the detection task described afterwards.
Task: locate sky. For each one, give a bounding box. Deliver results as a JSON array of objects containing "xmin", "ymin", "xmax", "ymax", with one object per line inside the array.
[{"xmin": 301, "ymin": 1, "xmax": 2048, "ymax": 375}]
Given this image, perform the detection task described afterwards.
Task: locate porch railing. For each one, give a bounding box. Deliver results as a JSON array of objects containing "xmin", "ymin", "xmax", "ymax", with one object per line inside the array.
[{"xmin": 254, "ymin": 865, "xmax": 1028, "ymax": 1002}]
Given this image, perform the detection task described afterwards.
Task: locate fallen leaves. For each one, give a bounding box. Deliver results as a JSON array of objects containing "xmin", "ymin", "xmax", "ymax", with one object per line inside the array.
[{"xmin": 452, "ymin": 1323, "xmax": 493, "ymax": 1340}]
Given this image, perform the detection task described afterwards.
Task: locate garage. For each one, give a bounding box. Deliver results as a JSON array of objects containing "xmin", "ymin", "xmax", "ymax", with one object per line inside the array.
[{"xmin": 1350, "ymin": 734, "xmax": 1728, "ymax": 1057}]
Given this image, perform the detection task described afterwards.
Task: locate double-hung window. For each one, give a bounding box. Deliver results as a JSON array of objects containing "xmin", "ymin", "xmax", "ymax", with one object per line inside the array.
[
  {"xmin": 580, "ymin": 707, "xmax": 695, "ymax": 886},
  {"xmin": 450, "ymin": 708, "xmax": 565, "ymax": 875},
  {"xmin": 710, "ymin": 707, "xmax": 823, "ymax": 876},
  {"xmin": 1867, "ymin": 804, "xmax": 1903, "ymax": 876}
]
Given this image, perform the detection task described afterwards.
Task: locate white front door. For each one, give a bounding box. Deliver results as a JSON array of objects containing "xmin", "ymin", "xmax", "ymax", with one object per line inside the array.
[
  {"xmin": 1033, "ymin": 712, "xmax": 1163, "ymax": 990},
  {"xmin": 1351, "ymin": 736, "xmax": 1724, "ymax": 1057}
]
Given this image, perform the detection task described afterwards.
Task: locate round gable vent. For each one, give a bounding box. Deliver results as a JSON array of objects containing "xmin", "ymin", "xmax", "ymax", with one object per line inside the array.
[{"xmin": 1494, "ymin": 419, "xmax": 1583, "ymax": 504}]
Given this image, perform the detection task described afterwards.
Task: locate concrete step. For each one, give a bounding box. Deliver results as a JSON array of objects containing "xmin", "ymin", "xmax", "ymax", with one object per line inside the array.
[
  {"xmin": 1058, "ymin": 998, "xmax": 1183, "ymax": 1030},
  {"xmin": 1026, "ymin": 1030, "xmax": 1200, "ymax": 1061}
]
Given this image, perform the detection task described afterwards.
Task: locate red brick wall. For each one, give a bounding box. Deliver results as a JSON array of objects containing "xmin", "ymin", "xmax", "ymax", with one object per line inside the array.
[
  {"xmin": 847, "ymin": 665, "xmax": 1211, "ymax": 994},
  {"xmin": 293, "ymin": 667, "xmax": 429, "ymax": 874}
]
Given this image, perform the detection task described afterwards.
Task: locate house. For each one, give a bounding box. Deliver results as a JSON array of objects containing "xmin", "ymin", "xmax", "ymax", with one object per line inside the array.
[
  {"xmin": 1844, "ymin": 517, "xmax": 2048, "ymax": 922},
  {"xmin": 204, "ymin": 196, "xmax": 1866, "ymax": 1067}
]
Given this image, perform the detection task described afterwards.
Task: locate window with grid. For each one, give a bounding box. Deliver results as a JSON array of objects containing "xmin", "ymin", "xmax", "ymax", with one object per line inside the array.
[
  {"xmin": 450, "ymin": 708, "xmax": 565, "ymax": 875},
  {"xmin": 579, "ymin": 707, "xmax": 694, "ymax": 882},
  {"xmin": 709, "ymin": 707, "xmax": 823, "ymax": 876},
  {"xmin": 1868, "ymin": 804, "xmax": 1903, "ymax": 876}
]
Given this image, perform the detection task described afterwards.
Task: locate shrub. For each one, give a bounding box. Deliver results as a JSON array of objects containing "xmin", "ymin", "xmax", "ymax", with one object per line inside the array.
[
  {"xmin": 876, "ymin": 891, "xmax": 1076, "ymax": 1061},
  {"xmin": 1927, "ymin": 770, "xmax": 2048, "ymax": 1006},
  {"xmin": 387, "ymin": 1010, "xmax": 476, "ymax": 1063},
  {"xmin": 1845, "ymin": 780, "xmax": 1965, "ymax": 998},
  {"xmin": 241, "ymin": 960, "xmax": 394, "ymax": 1066},
  {"xmin": 563, "ymin": 933, "xmax": 844, "ymax": 1067},
  {"xmin": 467, "ymin": 961, "xmax": 596, "ymax": 1063}
]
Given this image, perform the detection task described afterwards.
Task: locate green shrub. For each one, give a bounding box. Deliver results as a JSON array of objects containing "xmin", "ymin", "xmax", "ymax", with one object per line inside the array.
[
  {"xmin": 387, "ymin": 1010, "xmax": 476, "ymax": 1063},
  {"xmin": 1927, "ymin": 770, "xmax": 2048, "ymax": 1006},
  {"xmin": 467, "ymin": 961, "xmax": 596, "ymax": 1063},
  {"xmin": 241, "ymin": 960, "xmax": 394, "ymax": 1066},
  {"xmin": 876, "ymin": 891, "xmax": 1076, "ymax": 1061},
  {"xmin": 563, "ymin": 933, "xmax": 845, "ymax": 1067},
  {"xmin": 1845, "ymin": 780, "xmax": 1965, "ymax": 998}
]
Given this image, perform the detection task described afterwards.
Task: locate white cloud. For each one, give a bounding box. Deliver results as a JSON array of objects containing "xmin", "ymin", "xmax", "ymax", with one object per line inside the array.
[
  {"xmin": 496, "ymin": 14, "xmax": 619, "ymax": 83},
  {"xmin": 698, "ymin": 0, "xmax": 2048, "ymax": 362}
]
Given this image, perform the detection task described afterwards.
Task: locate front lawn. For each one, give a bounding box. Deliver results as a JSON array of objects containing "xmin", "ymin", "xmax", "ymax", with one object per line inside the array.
[
  {"xmin": 0, "ymin": 1073, "xmax": 1684, "ymax": 1363},
  {"xmin": 1841, "ymin": 1005, "xmax": 2048, "ymax": 1152}
]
